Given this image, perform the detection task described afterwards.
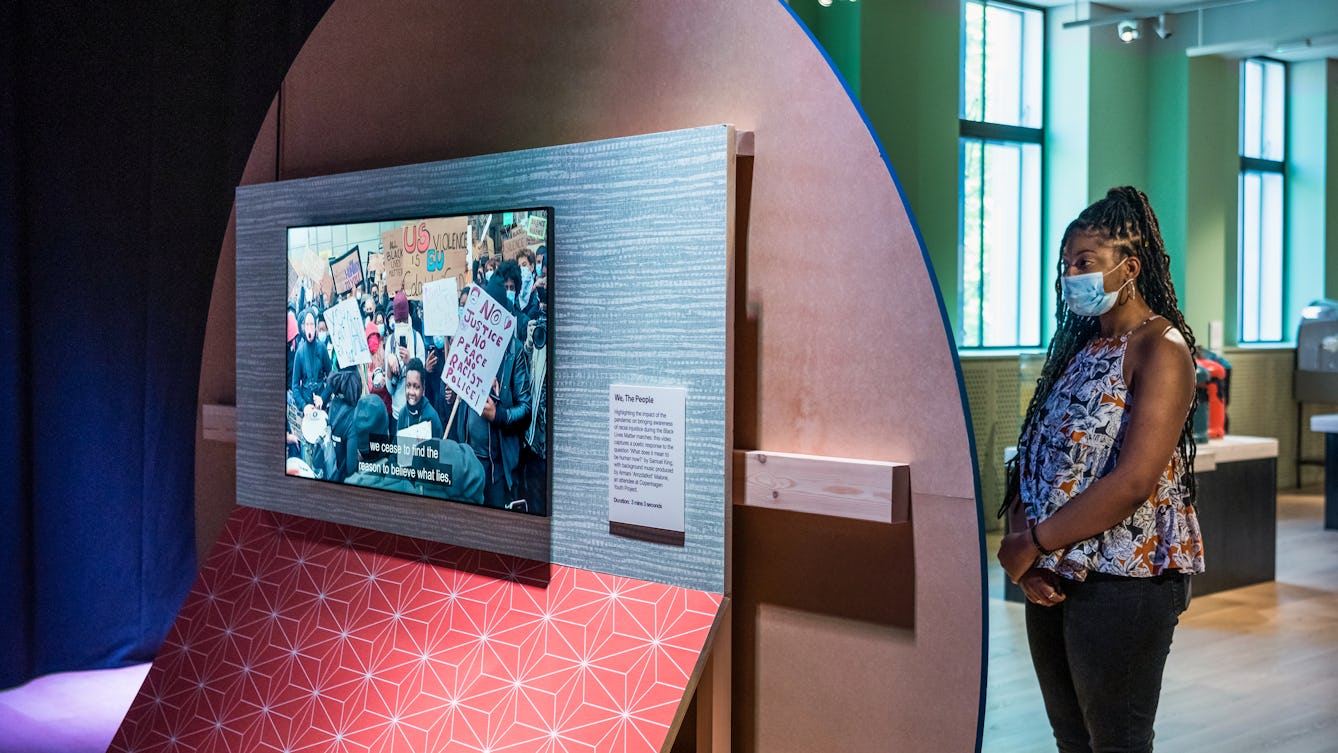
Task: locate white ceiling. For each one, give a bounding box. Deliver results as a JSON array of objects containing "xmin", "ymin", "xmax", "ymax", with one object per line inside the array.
[{"xmin": 1041, "ymin": 0, "xmax": 1338, "ymax": 61}]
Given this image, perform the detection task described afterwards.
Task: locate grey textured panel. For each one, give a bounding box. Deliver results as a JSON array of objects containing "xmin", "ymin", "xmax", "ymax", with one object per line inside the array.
[{"xmin": 237, "ymin": 125, "xmax": 732, "ymax": 593}]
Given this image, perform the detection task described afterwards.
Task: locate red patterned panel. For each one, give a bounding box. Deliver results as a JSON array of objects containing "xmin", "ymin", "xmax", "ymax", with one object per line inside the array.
[{"xmin": 112, "ymin": 506, "xmax": 723, "ymax": 753}]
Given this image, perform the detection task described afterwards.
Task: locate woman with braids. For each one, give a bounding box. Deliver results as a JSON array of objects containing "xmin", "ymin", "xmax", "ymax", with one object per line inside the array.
[{"xmin": 996, "ymin": 186, "xmax": 1203, "ymax": 753}]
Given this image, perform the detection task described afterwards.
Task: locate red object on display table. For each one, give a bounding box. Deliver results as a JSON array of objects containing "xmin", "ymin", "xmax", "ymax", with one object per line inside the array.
[
  {"xmin": 111, "ymin": 506, "xmax": 723, "ymax": 753},
  {"xmin": 1195, "ymin": 356, "xmax": 1228, "ymax": 439}
]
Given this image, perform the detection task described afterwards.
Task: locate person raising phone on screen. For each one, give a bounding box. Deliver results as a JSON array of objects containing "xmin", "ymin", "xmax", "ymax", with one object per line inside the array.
[
  {"xmin": 385, "ymin": 290, "xmax": 425, "ymax": 422},
  {"xmin": 390, "ymin": 290, "xmax": 425, "ymax": 367}
]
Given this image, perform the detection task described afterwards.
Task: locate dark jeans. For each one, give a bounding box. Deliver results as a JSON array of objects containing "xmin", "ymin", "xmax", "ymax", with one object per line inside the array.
[{"xmin": 1025, "ymin": 571, "xmax": 1191, "ymax": 753}]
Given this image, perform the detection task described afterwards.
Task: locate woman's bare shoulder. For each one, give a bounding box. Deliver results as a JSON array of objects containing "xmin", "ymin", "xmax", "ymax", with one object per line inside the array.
[{"xmin": 1130, "ymin": 316, "xmax": 1194, "ymax": 380}]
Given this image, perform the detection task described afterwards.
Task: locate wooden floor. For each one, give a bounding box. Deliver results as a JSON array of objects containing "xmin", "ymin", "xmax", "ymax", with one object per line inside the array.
[{"xmin": 982, "ymin": 491, "xmax": 1338, "ymax": 753}]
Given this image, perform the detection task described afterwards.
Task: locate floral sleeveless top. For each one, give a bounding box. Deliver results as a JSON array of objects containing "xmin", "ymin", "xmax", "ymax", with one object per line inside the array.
[{"xmin": 1018, "ymin": 321, "xmax": 1205, "ymax": 580}]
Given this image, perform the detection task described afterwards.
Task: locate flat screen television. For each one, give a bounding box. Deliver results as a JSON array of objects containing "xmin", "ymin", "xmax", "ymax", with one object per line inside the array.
[{"xmin": 285, "ymin": 209, "xmax": 553, "ymax": 516}]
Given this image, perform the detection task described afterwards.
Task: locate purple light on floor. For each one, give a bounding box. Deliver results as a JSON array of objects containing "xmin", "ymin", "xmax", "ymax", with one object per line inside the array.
[{"xmin": 0, "ymin": 664, "xmax": 150, "ymax": 753}]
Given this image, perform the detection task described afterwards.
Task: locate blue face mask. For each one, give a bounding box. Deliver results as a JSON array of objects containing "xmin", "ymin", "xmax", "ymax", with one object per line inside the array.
[
  {"xmin": 1062, "ymin": 258, "xmax": 1130, "ymax": 317},
  {"xmin": 521, "ymin": 266, "xmax": 534, "ymax": 284},
  {"xmin": 506, "ymin": 289, "xmax": 517, "ymax": 306}
]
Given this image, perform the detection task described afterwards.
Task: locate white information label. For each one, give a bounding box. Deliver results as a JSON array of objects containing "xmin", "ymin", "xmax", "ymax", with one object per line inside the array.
[{"xmin": 608, "ymin": 385, "xmax": 686, "ymax": 535}]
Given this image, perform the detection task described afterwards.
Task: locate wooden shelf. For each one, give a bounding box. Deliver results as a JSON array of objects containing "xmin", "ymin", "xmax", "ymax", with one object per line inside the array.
[{"xmin": 732, "ymin": 450, "xmax": 909, "ymax": 524}]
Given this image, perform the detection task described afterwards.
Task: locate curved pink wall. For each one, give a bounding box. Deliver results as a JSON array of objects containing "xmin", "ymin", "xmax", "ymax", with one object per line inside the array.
[{"xmin": 197, "ymin": 1, "xmax": 983, "ymax": 750}]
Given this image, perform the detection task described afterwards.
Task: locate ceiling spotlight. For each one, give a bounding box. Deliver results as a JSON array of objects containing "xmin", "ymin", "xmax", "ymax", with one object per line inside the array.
[
  {"xmin": 1118, "ymin": 19, "xmax": 1140, "ymax": 43},
  {"xmin": 1154, "ymin": 14, "xmax": 1173, "ymax": 40}
]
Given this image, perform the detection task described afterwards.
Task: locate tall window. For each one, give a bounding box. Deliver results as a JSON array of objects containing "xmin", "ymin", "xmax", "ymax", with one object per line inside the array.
[
  {"xmin": 960, "ymin": 0, "xmax": 1044, "ymax": 348},
  {"xmin": 1238, "ymin": 57, "xmax": 1286, "ymax": 343}
]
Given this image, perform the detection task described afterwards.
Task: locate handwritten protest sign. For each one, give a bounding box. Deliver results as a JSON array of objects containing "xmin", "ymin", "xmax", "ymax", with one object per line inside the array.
[
  {"xmin": 501, "ymin": 227, "xmax": 531, "ymax": 260},
  {"xmin": 442, "ymin": 286, "xmax": 516, "ymax": 415},
  {"xmin": 526, "ymin": 213, "xmax": 547, "ymax": 240},
  {"xmin": 323, "ymin": 298, "xmax": 372, "ymax": 366},
  {"xmin": 382, "ymin": 238, "xmax": 402, "ymax": 294},
  {"xmin": 328, "ymin": 245, "xmax": 364, "ymax": 295},
  {"xmin": 422, "ymin": 277, "xmax": 460, "ymax": 337},
  {"xmin": 380, "ymin": 217, "xmax": 470, "ymax": 299},
  {"xmin": 291, "ymin": 247, "xmax": 328, "ymax": 282},
  {"xmin": 315, "ymin": 273, "xmax": 334, "ymax": 305}
]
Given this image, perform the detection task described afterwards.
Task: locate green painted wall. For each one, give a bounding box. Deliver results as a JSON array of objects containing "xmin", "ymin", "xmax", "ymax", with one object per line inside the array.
[
  {"xmin": 1141, "ymin": 49, "xmax": 1237, "ymax": 341},
  {"xmin": 1146, "ymin": 47, "xmax": 1190, "ymax": 308},
  {"xmin": 1086, "ymin": 28, "xmax": 1150, "ymax": 197},
  {"xmin": 1183, "ymin": 56, "xmax": 1240, "ymax": 341}
]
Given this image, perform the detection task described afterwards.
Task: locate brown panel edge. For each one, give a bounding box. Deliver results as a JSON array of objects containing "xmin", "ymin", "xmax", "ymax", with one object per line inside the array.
[{"xmin": 662, "ymin": 598, "xmax": 732, "ymax": 753}]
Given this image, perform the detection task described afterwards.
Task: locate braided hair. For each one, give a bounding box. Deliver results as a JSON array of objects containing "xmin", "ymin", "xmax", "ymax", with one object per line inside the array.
[{"xmin": 1001, "ymin": 186, "xmax": 1199, "ymax": 517}]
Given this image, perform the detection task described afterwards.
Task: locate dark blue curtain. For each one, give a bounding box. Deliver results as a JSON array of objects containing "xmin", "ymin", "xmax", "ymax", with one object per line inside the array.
[{"xmin": 0, "ymin": 0, "xmax": 330, "ymax": 690}]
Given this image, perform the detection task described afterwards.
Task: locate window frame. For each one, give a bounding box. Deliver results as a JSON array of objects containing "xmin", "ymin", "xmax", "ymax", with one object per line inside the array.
[
  {"xmin": 958, "ymin": 0, "xmax": 1047, "ymax": 351},
  {"xmin": 1237, "ymin": 56, "xmax": 1288, "ymax": 345}
]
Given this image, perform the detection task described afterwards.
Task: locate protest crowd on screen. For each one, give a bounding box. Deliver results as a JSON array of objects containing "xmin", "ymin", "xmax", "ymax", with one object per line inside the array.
[{"xmin": 285, "ymin": 213, "xmax": 550, "ymax": 515}]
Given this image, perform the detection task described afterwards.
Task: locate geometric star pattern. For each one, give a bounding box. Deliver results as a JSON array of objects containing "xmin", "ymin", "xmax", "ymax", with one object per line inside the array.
[{"xmin": 111, "ymin": 505, "xmax": 724, "ymax": 753}]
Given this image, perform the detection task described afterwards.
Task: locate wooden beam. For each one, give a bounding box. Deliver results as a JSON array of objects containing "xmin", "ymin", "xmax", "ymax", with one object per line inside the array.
[{"xmin": 732, "ymin": 450, "xmax": 909, "ymax": 523}]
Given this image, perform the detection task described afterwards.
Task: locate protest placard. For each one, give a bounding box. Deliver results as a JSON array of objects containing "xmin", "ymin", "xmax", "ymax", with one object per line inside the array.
[
  {"xmin": 382, "ymin": 231, "xmax": 403, "ymax": 294},
  {"xmin": 422, "ymin": 277, "xmax": 460, "ymax": 337},
  {"xmin": 328, "ymin": 245, "xmax": 364, "ymax": 295},
  {"xmin": 442, "ymin": 285, "xmax": 516, "ymax": 415},
  {"xmin": 323, "ymin": 298, "xmax": 372, "ymax": 366},
  {"xmin": 380, "ymin": 217, "xmax": 470, "ymax": 299},
  {"xmin": 525, "ymin": 213, "xmax": 547, "ymax": 240},
  {"xmin": 501, "ymin": 228, "xmax": 531, "ymax": 260}
]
